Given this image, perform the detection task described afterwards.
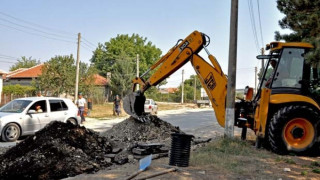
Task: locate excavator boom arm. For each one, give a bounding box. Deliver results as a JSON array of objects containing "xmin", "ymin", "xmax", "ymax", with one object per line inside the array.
[
  {"xmin": 133, "ymin": 31, "xmax": 206, "ymax": 93},
  {"xmin": 125, "ymin": 31, "xmax": 227, "ymax": 125}
]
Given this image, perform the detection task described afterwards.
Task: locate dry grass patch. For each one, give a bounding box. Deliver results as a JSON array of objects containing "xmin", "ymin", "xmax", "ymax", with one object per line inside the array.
[
  {"xmin": 190, "ymin": 137, "xmax": 280, "ymax": 179},
  {"xmin": 89, "ymin": 103, "xmax": 127, "ymax": 119},
  {"xmin": 190, "ymin": 137, "xmax": 320, "ymax": 179}
]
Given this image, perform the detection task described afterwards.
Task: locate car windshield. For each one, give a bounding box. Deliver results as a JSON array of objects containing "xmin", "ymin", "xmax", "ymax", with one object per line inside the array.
[
  {"xmin": 0, "ymin": 100, "xmax": 32, "ymax": 113},
  {"xmin": 145, "ymin": 100, "xmax": 150, "ymax": 104}
]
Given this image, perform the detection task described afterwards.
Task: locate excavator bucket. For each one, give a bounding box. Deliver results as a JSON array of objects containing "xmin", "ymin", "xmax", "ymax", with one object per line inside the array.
[{"xmin": 123, "ymin": 91, "xmax": 146, "ymax": 121}]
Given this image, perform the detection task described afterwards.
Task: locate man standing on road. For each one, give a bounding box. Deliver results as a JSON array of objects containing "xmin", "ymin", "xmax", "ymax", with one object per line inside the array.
[
  {"xmin": 76, "ymin": 93, "xmax": 87, "ymax": 123},
  {"xmin": 113, "ymin": 95, "xmax": 121, "ymax": 116}
]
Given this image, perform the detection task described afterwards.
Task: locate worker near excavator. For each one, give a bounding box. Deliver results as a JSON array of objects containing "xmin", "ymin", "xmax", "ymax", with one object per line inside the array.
[
  {"xmin": 265, "ymin": 59, "xmax": 277, "ymax": 87},
  {"xmin": 113, "ymin": 95, "xmax": 121, "ymax": 116}
]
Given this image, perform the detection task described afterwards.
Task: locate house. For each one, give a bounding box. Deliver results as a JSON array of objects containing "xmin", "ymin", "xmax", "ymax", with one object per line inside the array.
[
  {"xmin": 4, "ymin": 64, "xmax": 43, "ymax": 86},
  {"xmin": 159, "ymin": 87, "xmax": 179, "ymax": 94},
  {"xmin": 3, "ymin": 64, "xmax": 110, "ymax": 102}
]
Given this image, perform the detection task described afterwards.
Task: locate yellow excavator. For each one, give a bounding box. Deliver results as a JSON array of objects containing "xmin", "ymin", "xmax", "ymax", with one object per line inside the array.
[{"xmin": 123, "ymin": 30, "xmax": 320, "ymax": 154}]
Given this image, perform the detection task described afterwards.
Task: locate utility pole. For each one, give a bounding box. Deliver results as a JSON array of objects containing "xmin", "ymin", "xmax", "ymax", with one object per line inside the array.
[
  {"xmin": 225, "ymin": 0, "xmax": 238, "ymax": 138},
  {"xmin": 261, "ymin": 48, "xmax": 265, "ymax": 71},
  {"xmin": 74, "ymin": 32, "xmax": 81, "ymax": 103},
  {"xmin": 194, "ymin": 76, "xmax": 196, "ymax": 101},
  {"xmin": 136, "ymin": 54, "xmax": 140, "ymax": 90},
  {"xmin": 255, "ymin": 67, "xmax": 257, "ymax": 93},
  {"xmin": 181, "ymin": 69, "xmax": 184, "ymax": 104}
]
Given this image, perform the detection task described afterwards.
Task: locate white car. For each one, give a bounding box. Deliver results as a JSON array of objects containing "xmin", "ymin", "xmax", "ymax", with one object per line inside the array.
[
  {"xmin": 0, "ymin": 97, "xmax": 81, "ymax": 142},
  {"xmin": 144, "ymin": 99, "xmax": 158, "ymax": 115}
]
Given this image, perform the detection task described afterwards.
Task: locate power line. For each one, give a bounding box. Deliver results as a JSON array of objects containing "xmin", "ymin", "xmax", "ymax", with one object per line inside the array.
[
  {"xmin": 247, "ymin": 0, "xmax": 260, "ymax": 53},
  {"xmin": 0, "ymin": 59, "xmax": 17, "ymax": 64},
  {"xmin": 80, "ymin": 44, "xmax": 94, "ymax": 52},
  {"xmin": 81, "ymin": 40, "xmax": 96, "ymax": 49},
  {"xmin": 0, "ymin": 23, "xmax": 76, "ymax": 44},
  {"xmin": 0, "ymin": 11, "xmax": 76, "ymax": 36},
  {"xmin": 256, "ymin": 0, "xmax": 264, "ymax": 46},
  {"xmin": 0, "ymin": 54, "xmax": 19, "ymax": 59},
  {"xmin": 0, "ymin": 17, "xmax": 75, "ymax": 41},
  {"xmin": 82, "ymin": 37, "xmax": 96, "ymax": 47},
  {"xmin": 0, "ymin": 56, "xmax": 17, "ymax": 60}
]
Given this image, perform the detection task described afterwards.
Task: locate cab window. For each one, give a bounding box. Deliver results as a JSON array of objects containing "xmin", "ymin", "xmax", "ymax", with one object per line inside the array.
[{"xmin": 272, "ymin": 48, "xmax": 305, "ymax": 88}]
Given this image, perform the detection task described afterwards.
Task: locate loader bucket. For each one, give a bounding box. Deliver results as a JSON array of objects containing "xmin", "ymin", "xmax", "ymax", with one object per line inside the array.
[{"xmin": 123, "ymin": 91, "xmax": 146, "ymax": 120}]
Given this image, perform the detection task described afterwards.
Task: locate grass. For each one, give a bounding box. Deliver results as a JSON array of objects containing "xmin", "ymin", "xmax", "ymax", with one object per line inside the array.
[
  {"xmin": 275, "ymin": 157, "xmax": 296, "ymax": 164},
  {"xmin": 88, "ymin": 103, "xmax": 127, "ymax": 119},
  {"xmin": 190, "ymin": 137, "xmax": 273, "ymax": 176}
]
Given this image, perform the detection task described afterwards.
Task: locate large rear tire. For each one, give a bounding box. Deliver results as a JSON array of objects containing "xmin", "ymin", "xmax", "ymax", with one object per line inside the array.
[{"xmin": 268, "ymin": 105, "xmax": 319, "ymax": 154}]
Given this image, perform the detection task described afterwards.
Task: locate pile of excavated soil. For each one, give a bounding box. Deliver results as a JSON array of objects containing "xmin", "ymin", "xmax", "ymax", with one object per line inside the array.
[
  {"xmin": 0, "ymin": 121, "xmax": 113, "ymax": 180},
  {"xmin": 101, "ymin": 115, "xmax": 182, "ymax": 148},
  {"xmin": 0, "ymin": 115, "xmax": 183, "ymax": 180}
]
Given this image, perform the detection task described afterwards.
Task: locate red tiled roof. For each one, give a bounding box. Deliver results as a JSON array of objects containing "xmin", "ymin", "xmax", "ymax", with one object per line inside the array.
[
  {"xmin": 7, "ymin": 64, "xmax": 43, "ymax": 78},
  {"xmin": 159, "ymin": 88, "xmax": 179, "ymax": 94},
  {"xmin": 6, "ymin": 64, "xmax": 108, "ymax": 86},
  {"xmin": 167, "ymin": 88, "xmax": 179, "ymax": 93},
  {"xmin": 94, "ymin": 74, "xmax": 108, "ymax": 86}
]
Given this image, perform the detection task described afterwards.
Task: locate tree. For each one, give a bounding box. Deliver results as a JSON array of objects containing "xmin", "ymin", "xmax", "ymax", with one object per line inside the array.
[
  {"xmin": 275, "ymin": 0, "xmax": 320, "ymax": 63},
  {"xmin": 91, "ymin": 33, "xmax": 162, "ymax": 77},
  {"xmin": 10, "ymin": 56, "xmax": 40, "ymax": 71},
  {"xmin": 78, "ymin": 62, "xmax": 98, "ymax": 97},
  {"xmin": 3, "ymin": 84, "xmax": 35, "ymax": 96},
  {"xmin": 109, "ymin": 52, "xmax": 136, "ymax": 97},
  {"xmin": 171, "ymin": 75, "xmax": 202, "ymax": 103},
  {"xmin": 37, "ymin": 55, "xmax": 75, "ymax": 96}
]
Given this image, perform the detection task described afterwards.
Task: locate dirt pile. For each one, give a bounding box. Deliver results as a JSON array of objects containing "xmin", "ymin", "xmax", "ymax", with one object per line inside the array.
[
  {"xmin": 0, "ymin": 115, "xmax": 183, "ymax": 179},
  {"xmin": 0, "ymin": 121, "xmax": 113, "ymax": 180},
  {"xmin": 102, "ymin": 115, "xmax": 182, "ymax": 148}
]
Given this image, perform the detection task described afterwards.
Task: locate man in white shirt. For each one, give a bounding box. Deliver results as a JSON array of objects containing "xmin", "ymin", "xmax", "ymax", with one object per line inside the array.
[{"xmin": 76, "ymin": 93, "xmax": 86, "ymax": 123}]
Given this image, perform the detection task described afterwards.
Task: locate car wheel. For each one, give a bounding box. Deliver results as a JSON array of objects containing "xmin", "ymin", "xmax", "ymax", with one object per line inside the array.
[
  {"xmin": 67, "ymin": 118, "xmax": 78, "ymax": 125},
  {"xmin": 1, "ymin": 123, "xmax": 21, "ymax": 142}
]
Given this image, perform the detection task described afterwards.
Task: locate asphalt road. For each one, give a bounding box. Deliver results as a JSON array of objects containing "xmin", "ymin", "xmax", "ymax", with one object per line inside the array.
[
  {"xmin": 157, "ymin": 108, "xmax": 227, "ymax": 138},
  {"xmin": 157, "ymin": 108, "xmax": 254, "ymax": 138}
]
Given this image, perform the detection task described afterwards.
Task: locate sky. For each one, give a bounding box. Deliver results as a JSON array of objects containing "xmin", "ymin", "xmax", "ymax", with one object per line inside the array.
[{"xmin": 0, "ymin": 0, "xmax": 289, "ymax": 89}]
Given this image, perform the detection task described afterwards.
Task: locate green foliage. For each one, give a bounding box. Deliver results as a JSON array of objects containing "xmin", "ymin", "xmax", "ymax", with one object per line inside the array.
[
  {"xmin": 90, "ymin": 33, "xmax": 163, "ymax": 97},
  {"xmin": 37, "ymin": 55, "xmax": 75, "ymax": 96},
  {"xmin": 10, "ymin": 56, "xmax": 40, "ymax": 71},
  {"xmin": 172, "ymin": 75, "xmax": 201, "ymax": 103},
  {"xmin": 3, "ymin": 84, "xmax": 36, "ymax": 95},
  {"xmin": 275, "ymin": 0, "xmax": 320, "ymax": 64},
  {"xmin": 78, "ymin": 63, "xmax": 98, "ymax": 97},
  {"xmin": 312, "ymin": 168, "xmax": 320, "ymax": 174},
  {"xmin": 301, "ymin": 171, "xmax": 308, "ymax": 176},
  {"xmin": 36, "ymin": 55, "xmax": 97, "ymax": 97},
  {"xmin": 109, "ymin": 53, "xmax": 136, "ymax": 97},
  {"xmin": 91, "ymin": 33, "xmax": 162, "ymax": 77}
]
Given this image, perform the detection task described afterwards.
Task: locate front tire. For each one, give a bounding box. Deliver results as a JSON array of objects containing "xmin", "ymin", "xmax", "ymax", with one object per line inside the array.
[
  {"xmin": 268, "ymin": 105, "xmax": 319, "ymax": 154},
  {"xmin": 1, "ymin": 123, "xmax": 21, "ymax": 142},
  {"xmin": 67, "ymin": 118, "xmax": 78, "ymax": 125}
]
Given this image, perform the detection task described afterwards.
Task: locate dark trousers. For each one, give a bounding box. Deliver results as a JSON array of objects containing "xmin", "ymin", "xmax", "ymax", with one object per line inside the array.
[{"xmin": 79, "ymin": 107, "xmax": 85, "ymax": 122}]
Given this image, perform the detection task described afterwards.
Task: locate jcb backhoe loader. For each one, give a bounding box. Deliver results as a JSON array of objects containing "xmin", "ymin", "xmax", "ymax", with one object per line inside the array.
[{"xmin": 123, "ymin": 31, "xmax": 320, "ymax": 154}]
